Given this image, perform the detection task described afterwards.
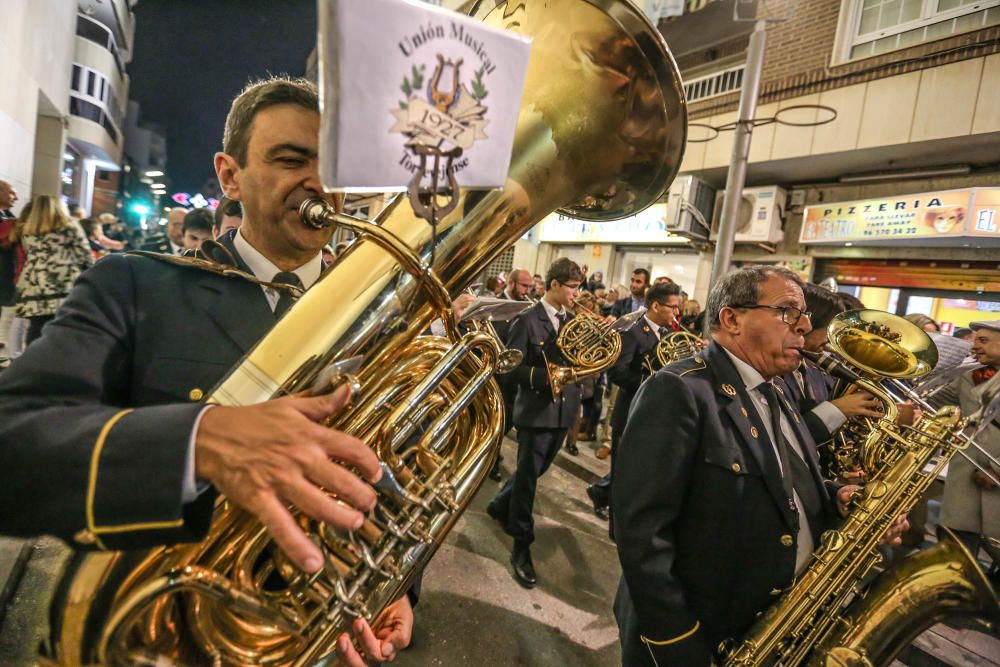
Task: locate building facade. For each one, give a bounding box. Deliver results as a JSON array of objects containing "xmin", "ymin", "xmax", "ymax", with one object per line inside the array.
[
  {"xmin": 0, "ymin": 1, "xmax": 77, "ymax": 213},
  {"xmin": 66, "ymin": 0, "xmax": 137, "ymax": 215},
  {"xmin": 523, "ymin": 0, "xmax": 1000, "ymax": 320}
]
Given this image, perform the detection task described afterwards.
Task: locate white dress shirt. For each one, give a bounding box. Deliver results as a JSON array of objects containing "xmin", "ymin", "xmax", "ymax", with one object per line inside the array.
[
  {"xmin": 540, "ymin": 297, "xmax": 567, "ymax": 331},
  {"xmin": 791, "ymin": 366, "xmax": 847, "ymax": 432},
  {"xmin": 722, "ymin": 347, "xmax": 817, "ymax": 573},
  {"xmin": 182, "ymin": 231, "xmax": 323, "ymax": 502}
]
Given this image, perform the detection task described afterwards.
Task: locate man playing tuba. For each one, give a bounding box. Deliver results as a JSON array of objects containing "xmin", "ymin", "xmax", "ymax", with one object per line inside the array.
[{"xmin": 0, "ymin": 77, "xmax": 413, "ymax": 665}]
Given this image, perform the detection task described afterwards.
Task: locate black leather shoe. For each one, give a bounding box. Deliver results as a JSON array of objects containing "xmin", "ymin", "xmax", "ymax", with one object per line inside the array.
[
  {"xmin": 586, "ymin": 485, "xmax": 610, "ymax": 520},
  {"xmin": 511, "ymin": 546, "xmax": 537, "ymax": 588},
  {"xmin": 565, "ymin": 442, "xmax": 580, "ymax": 456},
  {"xmin": 488, "ymin": 460, "xmax": 503, "ymax": 481}
]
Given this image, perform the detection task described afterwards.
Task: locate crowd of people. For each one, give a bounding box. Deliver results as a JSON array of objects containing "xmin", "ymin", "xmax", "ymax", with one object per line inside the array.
[{"xmin": 0, "ymin": 74, "xmax": 997, "ymax": 667}]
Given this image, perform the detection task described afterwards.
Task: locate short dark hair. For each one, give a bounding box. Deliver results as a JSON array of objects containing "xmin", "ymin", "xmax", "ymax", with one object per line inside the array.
[
  {"xmin": 632, "ymin": 268, "xmax": 650, "ymax": 283},
  {"xmin": 646, "ymin": 283, "xmax": 681, "ymax": 306},
  {"xmin": 802, "ymin": 282, "xmax": 845, "ymax": 331},
  {"xmin": 706, "ymin": 266, "xmax": 803, "ymax": 332},
  {"xmin": 213, "ymin": 196, "xmax": 242, "ymax": 229},
  {"xmin": 183, "ymin": 208, "xmax": 214, "ymax": 235},
  {"xmin": 835, "ymin": 292, "xmax": 865, "ymax": 311},
  {"xmin": 953, "ymin": 327, "xmax": 973, "ymax": 338},
  {"xmin": 545, "ymin": 257, "xmax": 584, "ymax": 289},
  {"xmin": 222, "ymin": 77, "xmax": 319, "ymax": 167}
]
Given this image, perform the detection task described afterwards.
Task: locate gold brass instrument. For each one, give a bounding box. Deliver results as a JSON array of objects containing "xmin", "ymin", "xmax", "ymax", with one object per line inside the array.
[
  {"xmin": 643, "ymin": 321, "xmax": 703, "ymax": 376},
  {"xmin": 546, "ymin": 304, "xmax": 624, "ymax": 398},
  {"xmin": 45, "ymin": 1, "xmax": 687, "ymax": 665},
  {"xmin": 722, "ymin": 310, "xmax": 999, "ymax": 667}
]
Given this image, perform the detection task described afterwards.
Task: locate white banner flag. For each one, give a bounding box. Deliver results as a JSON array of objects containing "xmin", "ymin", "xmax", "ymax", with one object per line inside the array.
[{"xmin": 319, "ymin": 0, "xmax": 532, "ymax": 191}]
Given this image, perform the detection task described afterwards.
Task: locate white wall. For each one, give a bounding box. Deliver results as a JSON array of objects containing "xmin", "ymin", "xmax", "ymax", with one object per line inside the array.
[{"xmin": 0, "ymin": 0, "xmax": 76, "ymax": 209}]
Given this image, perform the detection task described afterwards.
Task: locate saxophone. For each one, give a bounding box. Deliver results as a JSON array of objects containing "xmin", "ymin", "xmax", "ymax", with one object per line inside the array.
[
  {"xmin": 45, "ymin": 1, "xmax": 687, "ymax": 665},
  {"xmin": 722, "ymin": 310, "xmax": 999, "ymax": 666}
]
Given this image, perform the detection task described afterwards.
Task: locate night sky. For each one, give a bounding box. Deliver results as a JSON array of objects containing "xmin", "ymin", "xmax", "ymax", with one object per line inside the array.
[{"xmin": 128, "ymin": 0, "xmax": 316, "ymax": 194}]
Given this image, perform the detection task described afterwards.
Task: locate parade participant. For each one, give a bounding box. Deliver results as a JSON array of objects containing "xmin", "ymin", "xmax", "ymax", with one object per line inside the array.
[
  {"xmin": 0, "ymin": 77, "xmax": 412, "ymax": 661},
  {"xmin": 939, "ymin": 320, "xmax": 1000, "ymax": 555},
  {"xmin": 487, "ymin": 258, "xmax": 584, "ymax": 588},
  {"xmin": 612, "ymin": 266, "xmax": 907, "ymax": 666},
  {"xmin": 588, "ymin": 283, "xmax": 682, "ymax": 520}
]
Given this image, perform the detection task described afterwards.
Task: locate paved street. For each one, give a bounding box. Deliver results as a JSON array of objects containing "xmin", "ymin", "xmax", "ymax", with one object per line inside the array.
[{"xmin": 400, "ymin": 435, "xmax": 622, "ymax": 666}]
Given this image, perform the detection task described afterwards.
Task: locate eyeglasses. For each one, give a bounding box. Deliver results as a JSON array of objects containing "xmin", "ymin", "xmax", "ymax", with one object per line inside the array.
[
  {"xmin": 731, "ymin": 304, "xmax": 812, "ymax": 326},
  {"xmin": 559, "ymin": 281, "xmax": 582, "ymax": 291}
]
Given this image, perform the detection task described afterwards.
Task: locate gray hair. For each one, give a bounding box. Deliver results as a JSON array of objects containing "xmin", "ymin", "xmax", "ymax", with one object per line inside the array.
[{"xmin": 706, "ymin": 266, "xmax": 802, "ymax": 332}]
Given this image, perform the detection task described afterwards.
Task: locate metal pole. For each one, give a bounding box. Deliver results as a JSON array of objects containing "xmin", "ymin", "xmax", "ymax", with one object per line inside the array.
[{"xmin": 709, "ymin": 18, "xmax": 767, "ymax": 285}]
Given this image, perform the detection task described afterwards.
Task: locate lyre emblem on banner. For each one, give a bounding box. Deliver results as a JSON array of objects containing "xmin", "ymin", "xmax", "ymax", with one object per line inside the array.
[{"xmin": 390, "ymin": 52, "xmax": 490, "ymax": 151}]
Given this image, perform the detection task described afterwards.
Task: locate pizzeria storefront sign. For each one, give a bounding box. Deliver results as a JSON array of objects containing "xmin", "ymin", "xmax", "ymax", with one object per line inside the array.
[{"xmin": 800, "ymin": 187, "xmax": 1000, "ymax": 245}]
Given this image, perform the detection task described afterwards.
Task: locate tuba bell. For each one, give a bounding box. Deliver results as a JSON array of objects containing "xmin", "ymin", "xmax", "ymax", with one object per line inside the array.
[
  {"xmin": 44, "ymin": 1, "xmax": 687, "ymax": 665},
  {"xmin": 723, "ymin": 310, "xmax": 999, "ymax": 666}
]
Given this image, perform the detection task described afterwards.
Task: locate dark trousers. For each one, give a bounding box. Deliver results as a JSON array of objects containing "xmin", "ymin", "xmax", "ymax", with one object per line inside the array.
[
  {"xmin": 489, "ymin": 426, "xmax": 567, "ymax": 546},
  {"xmin": 25, "ymin": 315, "xmax": 54, "ymax": 346},
  {"xmin": 589, "ymin": 420, "xmax": 626, "ymax": 507}
]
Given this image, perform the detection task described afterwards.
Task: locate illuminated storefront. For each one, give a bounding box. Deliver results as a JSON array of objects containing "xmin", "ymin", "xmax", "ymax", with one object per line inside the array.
[
  {"xmin": 529, "ymin": 203, "xmax": 710, "ymax": 299},
  {"xmin": 804, "ymin": 187, "xmax": 1000, "ymax": 333}
]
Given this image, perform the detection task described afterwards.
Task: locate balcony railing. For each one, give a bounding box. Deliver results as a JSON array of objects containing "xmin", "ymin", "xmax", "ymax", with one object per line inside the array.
[
  {"xmin": 76, "ymin": 14, "xmax": 125, "ymax": 78},
  {"xmin": 70, "ymin": 95, "xmax": 121, "ymax": 146},
  {"xmin": 683, "ymin": 64, "xmax": 745, "ymax": 103}
]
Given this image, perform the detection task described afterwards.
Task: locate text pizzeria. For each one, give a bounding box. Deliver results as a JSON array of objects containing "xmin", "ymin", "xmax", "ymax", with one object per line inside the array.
[{"xmin": 821, "ymin": 197, "xmax": 944, "ymax": 217}]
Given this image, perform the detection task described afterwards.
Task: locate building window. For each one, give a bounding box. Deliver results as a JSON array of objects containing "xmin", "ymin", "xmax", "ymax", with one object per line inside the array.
[
  {"xmin": 844, "ymin": 0, "xmax": 1000, "ymax": 60},
  {"xmin": 71, "ymin": 64, "xmax": 81, "ymax": 92}
]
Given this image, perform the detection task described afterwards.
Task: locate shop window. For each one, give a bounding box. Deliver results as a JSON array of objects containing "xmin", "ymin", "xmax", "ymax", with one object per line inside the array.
[{"xmin": 839, "ymin": 0, "xmax": 1000, "ymax": 61}]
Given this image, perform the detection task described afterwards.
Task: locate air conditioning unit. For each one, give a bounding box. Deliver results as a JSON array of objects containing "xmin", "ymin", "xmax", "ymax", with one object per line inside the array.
[
  {"xmin": 664, "ymin": 175, "xmax": 715, "ymax": 240},
  {"xmin": 711, "ymin": 185, "xmax": 786, "ymax": 245}
]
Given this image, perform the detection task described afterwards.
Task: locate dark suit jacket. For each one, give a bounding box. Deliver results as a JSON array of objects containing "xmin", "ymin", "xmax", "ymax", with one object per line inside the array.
[
  {"xmin": 607, "ymin": 319, "xmax": 659, "ymax": 438},
  {"xmin": 781, "ymin": 364, "xmax": 837, "ymax": 445},
  {"xmin": 612, "ymin": 341, "xmax": 837, "ymax": 666},
  {"xmin": 611, "ymin": 295, "xmax": 643, "ymax": 319},
  {"xmin": 139, "ymin": 235, "xmax": 173, "ymax": 254},
  {"xmin": 0, "ymin": 235, "xmax": 278, "ymax": 550},
  {"xmin": 506, "ymin": 301, "xmax": 582, "ymax": 429}
]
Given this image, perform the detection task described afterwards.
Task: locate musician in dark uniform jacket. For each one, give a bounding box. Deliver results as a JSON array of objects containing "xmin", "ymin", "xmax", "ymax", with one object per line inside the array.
[
  {"xmin": 611, "ymin": 266, "xmax": 911, "ymax": 666},
  {"xmin": 488, "ymin": 258, "xmax": 584, "ymax": 588},
  {"xmin": 782, "ymin": 283, "xmax": 882, "ymax": 469},
  {"xmin": 490, "ymin": 267, "xmax": 535, "ymax": 481},
  {"xmin": 587, "ymin": 283, "xmax": 683, "ymax": 519},
  {"xmin": 0, "ymin": 77, "xmax": 410, "ymax": 664}
]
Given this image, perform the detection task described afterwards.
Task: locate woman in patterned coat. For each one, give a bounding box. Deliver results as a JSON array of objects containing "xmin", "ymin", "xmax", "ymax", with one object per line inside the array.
[{"xmin": 12, "ymin": 195, "xmax": 93, "ymax": 345}]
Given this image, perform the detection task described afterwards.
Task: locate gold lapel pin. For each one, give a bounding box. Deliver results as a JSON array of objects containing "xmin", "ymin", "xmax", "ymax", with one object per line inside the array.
[{"xmin": 722, "ymin": 383, "xmax": 737, "ymax": 396}]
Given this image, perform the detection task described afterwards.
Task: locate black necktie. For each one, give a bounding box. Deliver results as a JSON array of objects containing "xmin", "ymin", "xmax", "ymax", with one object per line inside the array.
[
  {"xmin": 555, "ymin": 311, "xmax": 567, "ymax": 331},
  {"xmin": 758, "ymin": 382, "xmax": 822, "ymax": 530},
  {"xmin": 272, "ymin": 271, "xmax": 304, "ymax": 319}
]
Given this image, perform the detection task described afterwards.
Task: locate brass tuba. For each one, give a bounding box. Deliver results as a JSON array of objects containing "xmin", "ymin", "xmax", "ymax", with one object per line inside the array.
[
  {"xmin": 45, "ymin": 1, "xmax": 687, "ymax": 665},
  {"xmin": 722, "ymin": 310, "xmax": 999, "ymax": 666}
]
